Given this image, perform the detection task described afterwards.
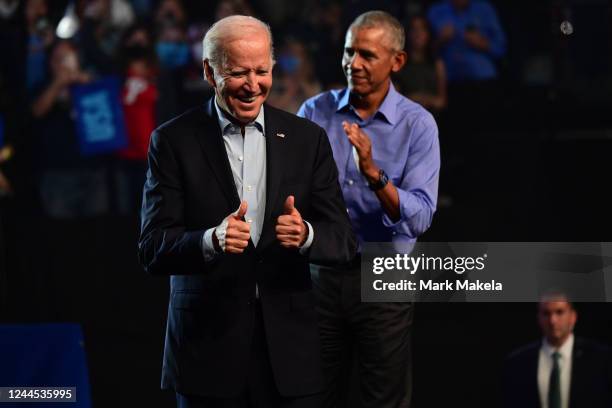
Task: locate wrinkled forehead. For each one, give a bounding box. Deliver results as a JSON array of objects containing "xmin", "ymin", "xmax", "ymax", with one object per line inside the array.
[
  {"xmin": 222, "ymin": 34, "xmax": 273, "ymax": 67},
  {"xmin": 221, "ymin": 23, "xmax": 271, "ymax": 48}
]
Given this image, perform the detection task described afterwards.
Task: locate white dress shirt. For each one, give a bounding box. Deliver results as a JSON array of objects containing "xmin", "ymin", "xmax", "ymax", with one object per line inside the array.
[
  {"xmin": 538, "ymin": 333, "xmax": 574, "ymax": 408},
  {"xmin": 201, "ymin": 99, "xmax": 313, "ymax": 260}
]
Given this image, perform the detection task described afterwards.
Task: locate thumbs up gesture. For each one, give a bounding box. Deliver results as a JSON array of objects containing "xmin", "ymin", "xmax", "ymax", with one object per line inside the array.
[
  {"xmin": 275, "ymin": 195, "xmax": 307, "ymax": 248},
  {"xmin": 213, "ymin": 200, "xmax": 251, "ymax": 254}
]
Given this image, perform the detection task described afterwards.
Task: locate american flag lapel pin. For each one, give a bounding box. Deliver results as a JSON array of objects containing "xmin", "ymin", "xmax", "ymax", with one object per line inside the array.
[{"xmin": 276, "ymin": 133, "xmax": 285, "ymax": 138}]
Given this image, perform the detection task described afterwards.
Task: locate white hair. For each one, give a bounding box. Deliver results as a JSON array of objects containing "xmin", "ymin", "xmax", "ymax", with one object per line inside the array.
[{"xmin": 202, "ymin": 15, "xmax": 274, "ymax": 73}]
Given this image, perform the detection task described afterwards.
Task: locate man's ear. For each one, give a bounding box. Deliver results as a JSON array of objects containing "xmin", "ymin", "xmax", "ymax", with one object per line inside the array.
[
  {"xmin": 203, "ymin": 60, "xmax": 216, "ymax": 88},
  {"xmin": 391, "ymin": 50, "xmax": 407, "ymax": 73}
]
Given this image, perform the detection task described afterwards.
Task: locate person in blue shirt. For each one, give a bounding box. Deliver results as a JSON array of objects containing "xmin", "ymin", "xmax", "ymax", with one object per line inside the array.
[
  {"xmin": 298, "ymin": 10, "xmax": 440, "ymax": 408},
  {"xmin": 427, "ymin": 0, "xmax": 506, "ymax": 82}
]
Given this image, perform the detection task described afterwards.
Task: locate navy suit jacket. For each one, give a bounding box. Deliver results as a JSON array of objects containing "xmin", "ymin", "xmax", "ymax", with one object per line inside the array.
[
  {"xmin": 138, "ymin": 97, "xmax": 356, "ymax": 398},
  {"xmin": 503, "ymin": 337, "xmax": 612, "ymax": 408}
]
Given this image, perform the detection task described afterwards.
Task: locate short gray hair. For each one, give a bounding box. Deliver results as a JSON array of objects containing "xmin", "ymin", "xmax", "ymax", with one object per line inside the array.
[
  {"xmin": 202, "ymin": 15, "xmax": 274, "ymax": 72},
  {"xmin": 348, "ymin": 11, "xmax": 405, "ymax": 51}
]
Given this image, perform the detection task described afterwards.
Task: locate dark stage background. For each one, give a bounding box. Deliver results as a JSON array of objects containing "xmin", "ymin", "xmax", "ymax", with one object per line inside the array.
[{"xmin": 1, "ymin": 0, "xmax": 612, "ymax": 406}]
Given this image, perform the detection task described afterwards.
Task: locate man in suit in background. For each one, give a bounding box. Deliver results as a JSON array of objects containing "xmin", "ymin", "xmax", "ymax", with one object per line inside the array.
[
  {"xmin": 138, "ymin": 15, "xmax": 356, "ymax": 408},
  {"xmin": 503, "ymin": 294, "xmax": 612, "ymax": 408}
]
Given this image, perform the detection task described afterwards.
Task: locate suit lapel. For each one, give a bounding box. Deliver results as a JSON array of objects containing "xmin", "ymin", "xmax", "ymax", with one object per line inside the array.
[
  {"xmin": 569, "ymin": 338, "xmax": 584, "ymax": 408},
  {"xmin": 528, "ymin": 344, "xmax": 540, "ymax": 405},
  {"xmin": 195, "ymin": 98, "xmax": 241, "ymax": 210},
  {"xmin": 258, "ymin": 106, "xmax": 286, "ymax": 251}
]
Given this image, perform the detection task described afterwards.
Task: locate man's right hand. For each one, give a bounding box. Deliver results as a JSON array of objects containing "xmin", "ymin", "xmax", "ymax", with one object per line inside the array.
[{"xmin": 213, "ymin": 200, "xmax": 251, "ymax": 254}]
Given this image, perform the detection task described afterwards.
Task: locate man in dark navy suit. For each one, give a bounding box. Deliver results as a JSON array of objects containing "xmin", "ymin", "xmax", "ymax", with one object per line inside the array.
[
  {"xmin": 138, "ymin": 15, "xmax": 356, "ymax": 408},
  {"xmin": 503, "ymin": 295, "xmax": 612, "ymax": 408}
]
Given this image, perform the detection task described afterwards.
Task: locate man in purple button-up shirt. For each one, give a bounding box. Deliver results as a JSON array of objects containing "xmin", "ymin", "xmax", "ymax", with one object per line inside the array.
[{"xmin": 298, "ymin": 11, "xmax": 440, "ymax": 408}]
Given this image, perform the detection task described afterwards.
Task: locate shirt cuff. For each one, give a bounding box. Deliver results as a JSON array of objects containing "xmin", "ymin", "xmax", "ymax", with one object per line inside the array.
[
  {"xmin": 381, "ymin": 188, "xmax": 420, "ymax": 228},
  {"xmin": 299, "ymin": 220, "xmax": 314, "ymax": 254},
  {"xmin": 201, "ymin": 227, "xmax": 218, "ymax": 262}
]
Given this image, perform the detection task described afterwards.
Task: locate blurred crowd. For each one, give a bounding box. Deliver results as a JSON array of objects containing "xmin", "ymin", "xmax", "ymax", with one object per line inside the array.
[{"xmin": 0, "ymin": 0, "xmax": 509, "ymax": 219}]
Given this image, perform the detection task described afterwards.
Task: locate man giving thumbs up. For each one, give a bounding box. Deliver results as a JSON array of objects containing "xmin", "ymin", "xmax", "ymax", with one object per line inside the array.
[
  {"xmin": 275, "ymin": 195, "xmax": 309, "ymax": 248},
  {"xmin": 139, "ymin": 15, "xmax": 356, "ymax": 408},
  {"xmin": 212, "ymin": 200, "xmax": 251, "ymax": 254}
]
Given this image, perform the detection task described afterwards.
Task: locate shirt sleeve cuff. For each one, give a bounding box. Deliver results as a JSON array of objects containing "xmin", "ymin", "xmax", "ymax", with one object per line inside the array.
[
  {"xmin": 201, "ymin": 227, "xmax": 218, "ymax": 262},
  {"xmin": 299, "ymin": 220, "xmax": 314, "ymax": 254},
  {"xmin": 382, "ymin": 188, "xmax": 420, "ymax": 228}
]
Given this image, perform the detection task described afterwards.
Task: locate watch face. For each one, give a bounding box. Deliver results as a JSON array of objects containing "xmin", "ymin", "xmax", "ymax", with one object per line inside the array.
[
  {"xmin": 369, "ymin": 169, "xmax": 389, "ymax": 190},
  {"xmin": 380, "ymin": 170, "xmax": 389, "ymax": 185}
]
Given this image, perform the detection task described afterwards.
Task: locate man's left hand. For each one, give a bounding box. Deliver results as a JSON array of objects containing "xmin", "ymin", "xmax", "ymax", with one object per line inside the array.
[
  {"xmin": 342, "ymin": 121, "xmax": 379, "ymax": 182},
  {"xmin": 276, "ymin": 195, "xmax": 307, "ymax": 248}
]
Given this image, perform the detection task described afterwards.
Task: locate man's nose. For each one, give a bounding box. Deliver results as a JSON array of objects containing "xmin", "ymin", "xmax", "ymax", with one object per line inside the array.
[
  {"xmin": 348, "ymin": 54, "xmax": 363, "ymax": 70},
  {"xmin": 244, "ymin": 71, "xmax": 258, "ymax": 91}
]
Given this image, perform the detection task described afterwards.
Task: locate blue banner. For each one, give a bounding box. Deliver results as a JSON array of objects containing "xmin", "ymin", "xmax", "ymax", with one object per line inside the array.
[
  {"xmin": 0, "ymin": 324, "xmax": 92, "ymax": 407},
  {"xmin": 71, "ymin": 76, "xmax": 128, "ymax": 155}
]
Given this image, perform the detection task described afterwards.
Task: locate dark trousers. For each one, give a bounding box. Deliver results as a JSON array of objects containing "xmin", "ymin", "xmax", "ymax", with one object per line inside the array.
[
  {"xmin": 176, "ymin": 300, "xmax": 322, "ymax": 408},
  {"xmin": 311, "ymin": 265, "xmax": 413, "ymax": 408}
]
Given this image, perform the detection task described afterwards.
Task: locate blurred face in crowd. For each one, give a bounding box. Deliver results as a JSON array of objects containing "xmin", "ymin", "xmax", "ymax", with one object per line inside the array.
[
  {"xmin": 50, "ymin": 41, "xmax": 80, "ymax": 76},
  {"xmin": 82, "ymin": 0, "xmax": 110, "ymax": 20},
  {"xmin": 157, "ymin": 0, "xmax": 185, "ymax": 27},
  {"xmin": 409, "ymin": 17, "xmax": 430, "ymax": 52},
  {"xmin": 26, "ymin": 0, "xmax": 47, "ymax": 26},
  {"xmin": 278, "ymin": 40, "xmax": 311, "ymax": 78},
  {"xmin": 124, "ymin": 27, "xmax": 151, "ymax": 48},
  {"xmin": 343, "ymin": 26, "xmax": 405, "ymax": 99},
  {"xmin": 538, "ymin": 300, "xmax": 576, "ymax": 347},
  {"xmin": 205, "ymin": 28, "xmax": 273, "ymax": 124}
]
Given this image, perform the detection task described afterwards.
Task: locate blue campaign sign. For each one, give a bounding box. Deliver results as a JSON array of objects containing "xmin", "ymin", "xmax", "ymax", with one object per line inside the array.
[{"xmin": 71, "ymin": 76, "xmax": 128, "ymax": 155}]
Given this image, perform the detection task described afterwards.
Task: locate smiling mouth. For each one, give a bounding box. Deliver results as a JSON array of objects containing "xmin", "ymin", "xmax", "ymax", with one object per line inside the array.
[{"xmin": 238, "ymin": 95, "xmax": 258, "ymax": 103}]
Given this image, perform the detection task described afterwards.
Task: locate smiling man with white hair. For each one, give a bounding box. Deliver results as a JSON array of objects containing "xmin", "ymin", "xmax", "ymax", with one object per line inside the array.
[
  {"xmin": 139, "ymin": 14, "xmax": 356, "ymax": 408},
  {"xmin": 202, "ymin": 15, "xmax": 275, "ymax": 124}
]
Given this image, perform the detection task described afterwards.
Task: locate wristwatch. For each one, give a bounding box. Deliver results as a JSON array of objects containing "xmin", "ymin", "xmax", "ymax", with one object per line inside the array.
[{"xmin": 368, "ymin": 169, "xmax": 389, "ymax": 191}]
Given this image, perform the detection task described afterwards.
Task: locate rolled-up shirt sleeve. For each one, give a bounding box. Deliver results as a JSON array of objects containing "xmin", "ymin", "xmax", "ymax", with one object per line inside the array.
[{"xmin": 382, "ymin": 112, "xmax": 440, "ymax": 239}]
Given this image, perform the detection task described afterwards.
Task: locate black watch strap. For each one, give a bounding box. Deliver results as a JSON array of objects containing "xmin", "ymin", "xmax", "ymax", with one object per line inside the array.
[{"xmin": 368, "ymin": 169, "xmax": 389, "ymax": 191}]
